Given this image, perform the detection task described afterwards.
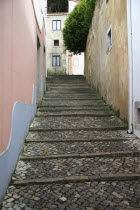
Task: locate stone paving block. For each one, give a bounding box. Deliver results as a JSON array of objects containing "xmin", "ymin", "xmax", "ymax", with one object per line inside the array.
[
  {"xmin": 12, "ymin": 157, "xmax": 140, "ymax": 181},
  {"xmin": 30, "ymin": 116, "xmax": 126, "ymax": 129},
  {"xmin": 36, "ymin": 109, "xmax": 114, "ymax": 117},
  {"xmin": 1, "ymin": 75, "xmax": 140, "ymax": 209},
  {"xmin": 26, "ymin": 130, "xmax": 136, "ymax": 141},
  {"xmin": 23, "ymin": 140, "xmax": 140, "ymax": 156},
  {"xmin": 2, "ymin": 181, "xmax": 140, "ymax": 209},
  {"xmin": 40, "ymin": 100, "xmax": 107, "ymax": 107}
]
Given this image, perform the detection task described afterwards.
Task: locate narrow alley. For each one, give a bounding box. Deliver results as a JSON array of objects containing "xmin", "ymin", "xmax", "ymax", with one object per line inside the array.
[{"xmin": 1, "ymin": 75, "xmax": 140, "ymax": 210}]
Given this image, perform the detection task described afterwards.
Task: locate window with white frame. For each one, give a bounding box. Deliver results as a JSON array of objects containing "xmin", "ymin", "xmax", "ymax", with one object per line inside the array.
[
  {"xmin": 52, "ymin": 55, "xmax": 60, "ymax": 67},
  {"xmin": 107, "ymin": 26, "xmax": 112, "ymax": 52},
  {"xmin": 52, "ymin": 20, "xmax": 61, "ymax": 30}
]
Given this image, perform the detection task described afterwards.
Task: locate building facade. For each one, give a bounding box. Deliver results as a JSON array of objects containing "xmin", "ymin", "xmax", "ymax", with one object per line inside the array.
[
  {"xmin": 47, "ymin": 13, "xmax": 69, "ymax": 75},
  {"xmin": 46, "ymin": 0, "xmax": 84, "ymax": 75},
  {"xmin": 84, "ymin": 0, "xmax": 140, "ymax": 138},
  {"xmin": 0, "ymin": 0, "xmax": 47, "ymax": 202}
]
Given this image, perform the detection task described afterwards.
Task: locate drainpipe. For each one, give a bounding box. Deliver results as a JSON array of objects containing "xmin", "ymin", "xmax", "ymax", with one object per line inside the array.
[{"xmin": 127, "ymin": 0, "xmax": 133, "ymax": 133}]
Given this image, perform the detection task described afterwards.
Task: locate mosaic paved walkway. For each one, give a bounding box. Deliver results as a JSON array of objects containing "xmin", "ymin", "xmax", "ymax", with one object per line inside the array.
[{"xmin": 1, "ymin": 75, "xmax": 140, "ymax": 210}]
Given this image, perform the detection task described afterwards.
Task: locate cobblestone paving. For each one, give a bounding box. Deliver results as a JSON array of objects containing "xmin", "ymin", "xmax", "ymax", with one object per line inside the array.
[
  {"xmin": 12, "ymin": 157, "xmax": 140, "ymax": 181},
  {"xmin": 23, "ymin": 140, "xmax": 140, "ymax": 156},
  {"xmin": 26, "ymin": 130, "xmax": 135, "ymax": 141},
  {"xmin": 1, "ymin": 75, "xmax": 140, "ymax": 210},
  {"xmin": 36, "ymin": 110, "xmax": 114, "ymax": 116},
  {"xmin": 2, "ymin": 181, "xmax": 140, "ymax": 210},
  {"xmin": 41, "ymin": 100, "xmax": 106, "ymax": 107},
  {"xmin": 30, "ymin": 116, "xmax": 125, "ymax": 129}
]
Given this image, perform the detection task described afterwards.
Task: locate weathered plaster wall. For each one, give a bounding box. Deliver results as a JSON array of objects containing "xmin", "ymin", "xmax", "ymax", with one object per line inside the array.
[
  {"xmin": 0, "ymin": 0, "xmax": 46, "ymax": 202},
  {"xmin": 85, "ymin": 0, "xmax": 128, "ymax": 119},
  {"xmin": 47, "ymin": 14, "xmax": 68, "ymax": 75}
]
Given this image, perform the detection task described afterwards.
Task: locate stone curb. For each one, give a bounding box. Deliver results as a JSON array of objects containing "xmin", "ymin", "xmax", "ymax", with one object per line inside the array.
[
  {"xmin": 20, "ymin": 151, "xmax": 140, "ymax": 161},
  {"xmin": 12, "ymin": 174, "xmax": 140, "ymax": 186},
  {"xmin": 25, "ymin": 138, "xmax": 131, "ymax": 143},
  {"xmin": 45, "ymin": 93, "xmax": 97, "ymax": 96},
  {"xmin": 48, "ymin": 87, "xmax": 91, "ymax": 89},
  {"xmin": 36, "ymin": 113, "xmax": 114, "ymax": 117},
  {"xmin": 38, "ymin": 104, "xmax": 108, "ymax": 108},
  {"xmin": 46, "ymin": 83, "xmax": 88, "ymax": 85},
  {"xmin": 42, "ymin": 98, "xmax": 102, "ymax": 101},
  {"xmin": 20, "ymin": 151, "xmax": 135, "ymax": 160},
  {"xmin": 38, "ymin": 108, "xmax": 110, "ymax": 112},
  {"xmin": 29, "ymin": 126, "xmax": 128, "ymax": 132}
]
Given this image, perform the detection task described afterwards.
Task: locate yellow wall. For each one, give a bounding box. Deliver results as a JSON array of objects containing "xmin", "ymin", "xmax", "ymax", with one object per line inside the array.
[{"xmin": 85, "ymin": 0, "xmax": 128, "ymax": 120}]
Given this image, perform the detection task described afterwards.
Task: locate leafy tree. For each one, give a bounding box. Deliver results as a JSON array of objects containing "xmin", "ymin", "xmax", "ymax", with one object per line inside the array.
[
  {"xmin": 48, "ymin": 0, "xmax": 68, "ymax": 12},
  {"xmin": 63, "ymin": 0, "xmax": 96, "ymax": 54}
]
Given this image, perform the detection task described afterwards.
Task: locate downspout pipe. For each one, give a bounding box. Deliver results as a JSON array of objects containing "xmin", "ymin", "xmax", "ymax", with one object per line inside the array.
[{"xmin": 127, "ymin": 0, "xmax": 133, "ymax": 134}]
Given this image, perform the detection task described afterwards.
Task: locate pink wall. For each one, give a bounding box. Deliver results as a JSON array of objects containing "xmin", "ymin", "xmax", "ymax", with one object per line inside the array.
[{"xmin": 0, "ymin": 0, "xmax": 46, "ymax": 153}]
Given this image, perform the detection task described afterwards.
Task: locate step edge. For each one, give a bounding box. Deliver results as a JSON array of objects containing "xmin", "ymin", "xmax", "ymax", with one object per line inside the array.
[{"xmin": 12, "ymin": 174, "xmax": 140, "ymax": 185}]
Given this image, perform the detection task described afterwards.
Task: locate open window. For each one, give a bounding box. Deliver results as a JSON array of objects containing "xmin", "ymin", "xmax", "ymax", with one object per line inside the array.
[
  {"xmin": 54, "ymin": 40, "xmax": 59, "ymax": 46},
  {"xmin": 107, "ymin": 25, "xmax": 112, "ymax": 52}
]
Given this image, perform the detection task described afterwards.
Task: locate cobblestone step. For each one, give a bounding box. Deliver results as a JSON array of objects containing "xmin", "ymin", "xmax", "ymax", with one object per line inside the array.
[
  {"xmin": 48, "ymin": 88, "xmax": 93, "ymax": 91},
  {"xmin": 47, "ymin": 83, "xmax": 88, "ymax": 86},
  {"xmin": 47, "ymin": 90, "xmax": 96, "ymax": 94},
  {"xmin": 23, "ymin": 140, "xmax": 140, "ymax": 155},
  {"xmin": 43, "ymin": 97, "xmax": 101, "ymax": 100},
  {"xmin": 30, "ymin": 126, "xmax": 127, "ymax": 132},
  {"xmin": 45, "ymin": 93, "xmax": 97, "ymax": 96},
  {"xmin": 41, "ymin": 100, "xmax": 106, "ymax": 107},
  {"xmin": 36, "ymin": 108, "xmax": 114, "ymax": 116},
  {"xmin": 12, "ymin": 174, "xmax": 140, "ymax": 186},
  {"xmin": 36, "ymin": 113, "xmax": 114, "ymax": 117},
  {"xmin": 25, "ymin": 138, "xmax": 132, "ymax": 143},
  {"xmin": 2, "ymin": 181, "xmax": 140, "ymax": 209},
  {"xmin": 26, "ymin": 130, "xmax": 133, "ymax": 141},
  {"xmin": 38, "ymin": 107, "xmax": 110, "ymax": 112},
  {"xmin": 38, "ymin": 104, "xmax": 109, "ymax": 108},
  {"xmin": 2, "ymin": 75, "xmax": 140, "ymax": 209},
  {"xmin": 12, "ymin": 157, "xmax": 140, "ymax": 181},
  {"xmin": 20, "ymin": 151, "xmax": 140, "ymax": 160},
  {"xmin": 30, "ymin": 116, "xmax": 126, "ymax": 129}
]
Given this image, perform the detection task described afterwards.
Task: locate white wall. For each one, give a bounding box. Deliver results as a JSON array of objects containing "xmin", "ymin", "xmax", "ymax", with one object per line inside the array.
[
  {"xmin": 72, "ymin": 53, "xmax": 84, "ymax": 75},
  {"xmin": 69, "ymin": 1, "xmax": 78, "ymax": 12},
  {"xmin": 127, "ymin": 0, "xmax": 140, "ymax": 137}
]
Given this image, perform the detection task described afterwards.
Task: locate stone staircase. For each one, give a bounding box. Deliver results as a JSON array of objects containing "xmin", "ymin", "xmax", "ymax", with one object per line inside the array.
[{"xmin": 1, "ymin": 75, "xmax": 140, "ymax": 210}]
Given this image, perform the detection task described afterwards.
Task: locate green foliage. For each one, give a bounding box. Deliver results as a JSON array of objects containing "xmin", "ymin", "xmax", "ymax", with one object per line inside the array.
[
  {"xmin": 63, "ymin": 0, "xmax": 96, "ymax": 54},
  {"xmin": 48, "ymin": 0, "xmax": 68, "ymax": 12}
]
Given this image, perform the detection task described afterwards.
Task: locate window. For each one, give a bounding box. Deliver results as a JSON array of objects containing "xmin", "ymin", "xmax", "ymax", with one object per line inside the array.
[
  {"xmin": 107, "ymin": 26, "xmax": 112, "ymax": 52},
  {"xmin": 52, "ymin": 20, "xmax": 61, "ymax": 30},
  {"xmin": 54, "ymin": 40, "xmax": 59, "ymax": 46},
  {"xmin": 52, "ymin": 55, "xmax": 60, "ymax": 67}
]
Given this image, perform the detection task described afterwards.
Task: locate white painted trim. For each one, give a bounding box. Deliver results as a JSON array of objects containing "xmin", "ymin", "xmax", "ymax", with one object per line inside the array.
[
  {"xmin": 0, "ymin": 85, "xmax": 37, "ymax": 203},
  {"xmin": 127, "ymin": 0, "xmax": 133, "ymax": 133},
  {"xmin": 32, "ymin": 0, "xmax": 44, "ymax": 32}
]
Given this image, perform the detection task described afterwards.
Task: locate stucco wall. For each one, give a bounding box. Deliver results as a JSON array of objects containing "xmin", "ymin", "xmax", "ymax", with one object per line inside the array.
[
  {"xmin": 0, "ymin": 0, "xmax": 46, "ymax": 201},
  {"xmin": 85, "ymin": 0, "xmax": 129, "ymax": 120},
  {"xmin": 47, "ymin": 14, "xmax": 68, "ymax": 75}
]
